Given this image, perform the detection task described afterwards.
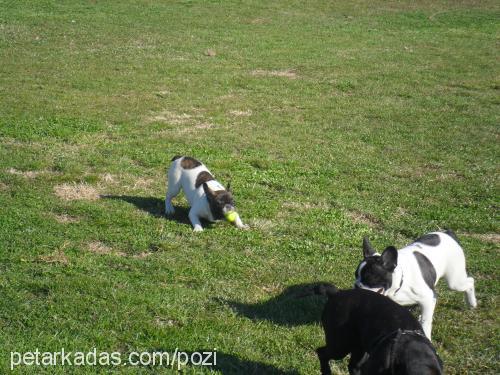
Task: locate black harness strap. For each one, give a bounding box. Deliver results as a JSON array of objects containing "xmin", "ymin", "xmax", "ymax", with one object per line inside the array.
[{"xmin": 359, "ymin": 329, "xmax": 430, "ymax": 374}]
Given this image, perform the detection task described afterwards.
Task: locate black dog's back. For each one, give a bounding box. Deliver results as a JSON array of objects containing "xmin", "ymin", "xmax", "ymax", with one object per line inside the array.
[{"xmin": 316, "ymin": 286, "xmax": 442, "ymax": 375}]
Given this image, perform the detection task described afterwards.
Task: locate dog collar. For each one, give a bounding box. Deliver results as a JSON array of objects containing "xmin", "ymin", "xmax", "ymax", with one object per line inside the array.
[{"xmin": 393, "ymin": 270, "xmax": 404, "ymax": 295}]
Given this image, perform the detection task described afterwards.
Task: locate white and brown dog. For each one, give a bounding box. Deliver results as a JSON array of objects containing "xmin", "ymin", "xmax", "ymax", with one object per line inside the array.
[
  {"xmin": 165, "ymin": 156, "xmax": 247, "ymax": 231},
  {"xmin": 354, "ymin": 230, "xmax": 477, "ymax": 340}
]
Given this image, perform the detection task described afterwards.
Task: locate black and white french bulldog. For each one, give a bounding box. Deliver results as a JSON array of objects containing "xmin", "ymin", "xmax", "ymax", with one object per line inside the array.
[
  {"xmin": 315, "ymin": 284, "xmax": 442, "ymax": 375},
  {"xmin": 165, "ymin": 156, "xmax": 247, "ymax": 231},
  {"xmin": 354, "ymin": 230, "xmax": 477, "ymax": 340}
]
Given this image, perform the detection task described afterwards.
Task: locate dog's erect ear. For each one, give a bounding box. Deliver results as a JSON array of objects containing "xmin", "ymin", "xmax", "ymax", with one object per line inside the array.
[
  {"xmin": 363, "ymin": 237, "xmax": 376, "ymax": 258},
  {"xmin": 226, "ymin": 181, "xmax": 231, "ymax": 193},
  {"xmin": 381, "ymin": 246, "xmax": 398, "ymax": 271},
  {"xmin": 203, "ymin": 183, "xmax": 215, "ymax": 200}
]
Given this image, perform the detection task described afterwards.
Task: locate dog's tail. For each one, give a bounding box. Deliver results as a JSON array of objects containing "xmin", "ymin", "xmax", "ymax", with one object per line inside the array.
[{"xmin": 313, "ymin": 283, "xmax": 338, "ymax": 298}]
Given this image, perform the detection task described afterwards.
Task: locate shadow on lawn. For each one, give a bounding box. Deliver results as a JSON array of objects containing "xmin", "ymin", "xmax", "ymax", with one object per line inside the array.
[
  {"xmin": 101, "ymin": 195, "xmax": 191, "ymax": 225},
  {"xmin": 220, "ymin": 283, "xmax": 327, "ymax": 327},
  {"xmin": 150, "ymin": 350, "xmax": 299, "ymax": 375}
]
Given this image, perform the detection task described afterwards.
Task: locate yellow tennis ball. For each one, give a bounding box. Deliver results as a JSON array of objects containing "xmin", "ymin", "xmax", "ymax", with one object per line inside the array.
[{"xmin": 225, "ymin": 211, "xmax": 238, "ymax": 223}]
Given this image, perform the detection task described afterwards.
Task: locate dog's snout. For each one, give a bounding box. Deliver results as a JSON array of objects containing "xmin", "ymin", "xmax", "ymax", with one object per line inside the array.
[{"xmin": 223, "ymin": 204, "xmax": 235, "ymax": 213}]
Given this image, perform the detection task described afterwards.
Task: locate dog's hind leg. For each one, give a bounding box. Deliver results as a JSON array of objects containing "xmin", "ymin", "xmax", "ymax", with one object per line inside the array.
[
  {"xmin": 447, "ymin": 273, "xmax": 477, "ymax": 308},
  {"xmin": 444, "ymin": 248, "xmax": 477, "ymax": 308},
  {"xmin": 316, "ymin": 346, "xmax": 332, "ymax": 375},
  {"xmin": 348, "ymin": 351, "xmax": 367, "ymax": 375},
  {"xmin": 165, "ymin": 164, "xmax": 182, "ymax": 215}
]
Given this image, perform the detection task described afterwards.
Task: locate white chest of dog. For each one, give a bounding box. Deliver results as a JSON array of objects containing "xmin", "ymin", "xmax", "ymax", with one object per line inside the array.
[
  {"xmin": 354, "ymin": 230, "xmax": 476, "ymax": 340},
  {"xmin": 165, "ymin": 156, "xmax": 247, "ymax": 232}
]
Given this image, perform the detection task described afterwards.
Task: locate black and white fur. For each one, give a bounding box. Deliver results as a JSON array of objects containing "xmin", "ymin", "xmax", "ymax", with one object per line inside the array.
[
  {"xmin": 315, "ymin": 284, "xmax": 442, "ymax": 375},
  {"xmin": 354, "ymin": 230, "xmax": 477, "ymax": 340},
  {"xmin": 165, "ymin": 156, "xmax": 247, "ymax": 231}
]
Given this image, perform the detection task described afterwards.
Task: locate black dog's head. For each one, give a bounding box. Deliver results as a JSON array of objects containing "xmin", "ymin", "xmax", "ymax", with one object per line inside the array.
[
  {"xmin": 354, "ymin": 237, "xmax": 398, "ymax": 294},
  {"xmin": 203, "ymin": 182, "xmax": 235, "ymax": 220}
]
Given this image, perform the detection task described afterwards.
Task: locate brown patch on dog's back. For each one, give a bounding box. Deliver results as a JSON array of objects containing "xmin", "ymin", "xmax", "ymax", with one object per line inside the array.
[
  {"xmin": 180, "ymin": 157, "xmax": 202, "ymax": 169},
  {"xmin": 195, "ymin": 171, "xmax": 214, "ymax": 189}
]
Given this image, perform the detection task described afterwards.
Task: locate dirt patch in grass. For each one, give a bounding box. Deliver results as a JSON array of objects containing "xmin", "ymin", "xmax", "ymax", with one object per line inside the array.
[
  {"xmin": 261, "ymin": 284, "xmax": 281, "ymax": 294},
  {"xmin": 346, "ymin": 209, "xmax": 382, "ymax": 228},
  {"xmin": 463, "ymin": 233, "xmax": 500, "ymax": 244},
  {"xmin": 37, "ymin": 249, "xmax": 69, "ymax": 265},
  {"xmin": 154, "ymin": 317, "xmax": 181, "ymax": 327},
  {"xmin": 248, "ymin": 218, "xmax": 277, "ymax": 232},
  {"xmin": 177, "ymin": 122, "xmax": 214, "ymax": 133},
  {"xmin": 146, "ymin": 109, "xmax": 216, "ymax": 134},
  {"xmin": 282, "ymin": 201, "xmax": 330, "ymax": 210},
  {"xmin": 54, "ymin": 183, "xmax": 100, "ymax": 201},
  {"xmin": 7, "ymin": 168, "xmax": 42, "ymax": 178},
  {"xmin": 251, "ymin": 69, "xmax": 297, "ymax": 79},
  {"xmin": 149, "ymin": 110, "xmax": 193, "ymax": 124},
  {"xmin": 132, "ymin": 252, "xmax": 153, "ymax": 259},
  {"xmin": 53, "ymin": 213, "xmax": 80, "ymax": 224},
  {"xmin": 87, "ymin": 241, "xmax": 125, "ymax": 256},
  {"xmin": 100, "ymin": 173, "xmax": 116, "ymax": 184},
  {"xmin": 229, "ymin": 109, "xmax": 252, "ymax": 117}
]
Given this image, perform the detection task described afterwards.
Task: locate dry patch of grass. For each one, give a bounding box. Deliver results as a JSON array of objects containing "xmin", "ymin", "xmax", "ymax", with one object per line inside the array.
[
  {"xmin": 204, "ymin": 48, "xmax": 216, "ymax": 57},
  {"xmin": 251, "ymin": 69, "xmax": 297, "ymax": 79},
  {"xmin": 463, "ymin": 233, "xmax": 500, "ymax": 244},
  {"xmin": 282, "ymin": 201, "xmax": 330, "ymax": 210},
  {"xmin": 100, "ymin": 173, "xmax": 116, "ymax": 184},
  {"xmin": 154, "ymin": 317, "xmax": 181, "ymax": 327},
  {"xmin": 37, "ymin": 249, "xmax": 70, "ymax": 265},
  {"xmin": 7, "ymin": 168, "xmax": 42, "ymax": 178},
  {"xmin": 132, "ymin": 252, "xmax": 153, "ymax": 259},
  {"xmin": 229, "ymin": 109, "xmax": 252, "ymax": 117},
  {"xmin": 261, "ymin": 284, "xmax": 281, "ymax": 294},
  {"xmin": 346, "ymin": 209, "xmax": 382, "ymax": 228},
  {"xmin": 149, "ymin": 110, "xmax": 194, "ymax": 124},
  {"xmin": 146, "ymin": 109, "xmax": 216, "ymax": 134},
  {"xmin": 131, "ymin": 177, "xmax": 155, "ymax": 190},
  {"xmin": 53, "ymin": 213, "xmax": 80, "ymax": 224},
  {"xmin": 54, "ymin": 183, "xmax": 100, "ymax": 201},
  {"xmin": 248, "ymin": 218, "xmax": 278, "ymax": 232},
  {"xmin": 87, "ymin": 241, "xmax": 125, "ymax": 256}
]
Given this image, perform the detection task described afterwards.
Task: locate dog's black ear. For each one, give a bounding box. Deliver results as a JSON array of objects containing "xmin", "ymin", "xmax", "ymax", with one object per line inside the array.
[
  {"xmin": 226, "ymin": 181, "xmax": 231, "ymax": 193},
  {"xmin": 381, "ymin": 246, "xmax": 398, "ymax": 271},
  {"xmin": 363, "ymin": 237, "xmax": 376, "ymax": 258},
  {"xmin": 203, "ymin": 183, "xmax": 215, "ymax": 200}
]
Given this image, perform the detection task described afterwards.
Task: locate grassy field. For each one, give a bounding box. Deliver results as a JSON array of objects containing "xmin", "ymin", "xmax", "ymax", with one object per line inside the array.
[{"xmin": 0, "ymin": 0, "xmax": 498, "ymax": 373}]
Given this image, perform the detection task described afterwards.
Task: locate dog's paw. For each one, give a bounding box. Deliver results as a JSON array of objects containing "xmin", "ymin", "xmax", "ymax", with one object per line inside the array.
[
  {"xmin": 193, "ymin": 226, "xmax": 204, "ymax": 232},
  {"xmin": 165, "ymin": 205, "xmax": 175, "ymax": 216},
  {"xmin": 239, "ymin": 224, "xmax": 250, "ymax": 230}
]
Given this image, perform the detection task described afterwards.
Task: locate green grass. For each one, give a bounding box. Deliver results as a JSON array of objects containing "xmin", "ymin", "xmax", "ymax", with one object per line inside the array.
[{"xmin": 0, "ymin": 0, "xmax": 499, "ymax": 373}]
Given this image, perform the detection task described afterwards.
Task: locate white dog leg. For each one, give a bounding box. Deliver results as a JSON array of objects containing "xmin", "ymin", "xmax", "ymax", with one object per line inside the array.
[
  {"xmin": 188, "ymin": 209, "xmax": 203, "ymax": 232},
  {"xmin": 419, "ymin": 296, "xmax": 437, "ymax": 340},
  {"xmin": 465, "ymin": 277, "xmax": 477, "ymax": 308},
  {"xmin": 233, "ymin": 214, "xmax": 249, "ymax": 230},
  {"xmin": 447, "ymin": 274, "xmax": 477, "ymax": 308},
  {"xmin": 165, "ymin": 166, "xmax": 182, "ymax": 215},
  {"xmin": 445, "ymin": 262, "xmax": 478, "ymax": 308}
]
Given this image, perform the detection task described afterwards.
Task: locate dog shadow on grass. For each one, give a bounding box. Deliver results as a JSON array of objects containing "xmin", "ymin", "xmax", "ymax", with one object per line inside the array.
[
  {"xmin": 101, "ymin": 195, "xmax": 191, "ymax": 225},
  {"xmin": 150, "ymin": 349, "xmax": 299, "ymax": 375},
  {"xmin": 219, "ymin": 283, "xmax": 327, "ymax": 327}
]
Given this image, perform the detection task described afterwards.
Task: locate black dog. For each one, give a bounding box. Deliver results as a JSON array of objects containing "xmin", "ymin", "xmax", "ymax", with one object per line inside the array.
[{"xmin": 315, "ymin": 284, "xmax": 442, "ymax": 375}]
